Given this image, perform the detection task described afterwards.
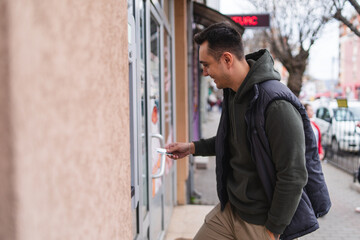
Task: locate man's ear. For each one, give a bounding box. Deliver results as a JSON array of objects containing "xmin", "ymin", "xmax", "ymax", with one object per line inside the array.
[{"xmin": 222, "ymin": 52, "xmax": 233, "ymax": 67}]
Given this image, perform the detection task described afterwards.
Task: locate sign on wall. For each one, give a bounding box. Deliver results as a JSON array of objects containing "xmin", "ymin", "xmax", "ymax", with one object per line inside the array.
[{"xmin": 228, "ymin": 13, "xmax": 270, "ymax": 28}]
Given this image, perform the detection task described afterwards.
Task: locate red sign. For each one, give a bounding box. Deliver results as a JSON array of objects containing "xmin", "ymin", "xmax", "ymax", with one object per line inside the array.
[
  {"xmin": 228, "ymin": 14, "xmax": 270, "ymax": 28},
  {"xmin": 151, "ymin": 106, "xmax": 158, "ymax": 124}
]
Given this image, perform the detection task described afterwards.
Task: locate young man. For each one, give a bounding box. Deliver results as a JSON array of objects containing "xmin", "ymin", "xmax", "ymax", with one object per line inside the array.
[{"xmin": 166, "ymin": 22, "xmax": 330, "ymax": 240}]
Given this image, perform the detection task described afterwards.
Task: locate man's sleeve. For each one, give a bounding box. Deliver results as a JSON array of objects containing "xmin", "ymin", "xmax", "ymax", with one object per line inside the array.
[
  {"xmin": 193, "ymin": 136, "xmax": 216, "ymax": 156},
  {"xmin": 264, "ymin": 100, "xmax": 308, "ymax": 234}
]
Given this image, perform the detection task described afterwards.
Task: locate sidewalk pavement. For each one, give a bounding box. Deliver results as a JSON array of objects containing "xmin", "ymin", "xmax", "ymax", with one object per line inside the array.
[
  {"xmin": 164, "ymin": 205, "xmax": 214, "ymax": 240},
  {"xmin": 165, "ymin": 162, "xmax": 360, "ymax": 240},
  {"xmin": 165, "ymin": 110, "xmax": 360, "ymax": 240}
]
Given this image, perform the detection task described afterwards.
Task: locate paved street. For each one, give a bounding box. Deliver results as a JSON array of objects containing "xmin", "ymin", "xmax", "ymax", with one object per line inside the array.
[
  {"xmin": 193, "ymin": 110, "xmax": 220, "ymax": 205},
  {"xmin": 301, "ymin": 162, "xmax": 360, "ymax": 239},
  {"xmin": 193, "ymin": 110, "xmax": 360, "ymax": 239}
]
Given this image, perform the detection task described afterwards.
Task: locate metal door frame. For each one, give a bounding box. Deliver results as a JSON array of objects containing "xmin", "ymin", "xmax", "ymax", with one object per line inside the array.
[
  {"xmin": 130, "ymin": 0, "xmax": 176, "ymax": 239},
  {"xmin": 147, "ymin": 3, "xmax": 165, "ymax": 239}
]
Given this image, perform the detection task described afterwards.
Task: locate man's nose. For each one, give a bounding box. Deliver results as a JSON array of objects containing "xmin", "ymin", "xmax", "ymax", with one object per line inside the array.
[{"xmin": 202, "ymin": 68, "xmax": 208, "ymax": 76}]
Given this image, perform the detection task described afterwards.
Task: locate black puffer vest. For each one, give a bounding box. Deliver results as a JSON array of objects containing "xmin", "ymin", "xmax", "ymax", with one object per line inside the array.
[{"xmin": 244, "ymin": 80, "xmax": 331, "ymax": 240}]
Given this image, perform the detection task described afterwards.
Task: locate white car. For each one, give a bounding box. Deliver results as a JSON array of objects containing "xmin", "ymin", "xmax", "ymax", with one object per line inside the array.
[{"xmin": 314, "ymin": 100, "xmax": 360, "ymax": 153}]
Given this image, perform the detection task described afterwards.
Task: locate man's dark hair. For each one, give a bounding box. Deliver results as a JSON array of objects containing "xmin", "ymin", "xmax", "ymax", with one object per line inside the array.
[{"xmin": 194, "ymin": 22, "xmax": 244, "ymax": 61}]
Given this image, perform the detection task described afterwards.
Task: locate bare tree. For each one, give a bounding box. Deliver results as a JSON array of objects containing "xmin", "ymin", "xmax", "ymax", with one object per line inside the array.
[
  {"xmin": 242, "ymin": 31, "xmax": 268, "ymax": 54},
  {"xmin": 332, "ymin": 0, "xmax": 360, "ymax": 37},
  {"xmin": 251, "ymin": 0, "xmax": 333, "ymax": 97}
]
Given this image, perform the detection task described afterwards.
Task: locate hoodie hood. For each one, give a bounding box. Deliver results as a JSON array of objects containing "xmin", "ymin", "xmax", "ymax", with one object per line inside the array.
[{"xmin": 235, "ymin": 49, "xmax": 281, "ymax": 102}]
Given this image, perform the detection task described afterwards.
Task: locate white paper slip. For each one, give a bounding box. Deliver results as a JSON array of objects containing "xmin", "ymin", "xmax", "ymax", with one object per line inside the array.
[{"xmin": 156, "ymin": 148, "xmax": 173, "ymax": 156}]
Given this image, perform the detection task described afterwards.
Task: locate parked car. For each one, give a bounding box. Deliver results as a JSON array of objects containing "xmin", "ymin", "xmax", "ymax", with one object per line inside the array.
[{"xmin": 314, "ymin": 100, "xmax": 360, "ymax": 153}]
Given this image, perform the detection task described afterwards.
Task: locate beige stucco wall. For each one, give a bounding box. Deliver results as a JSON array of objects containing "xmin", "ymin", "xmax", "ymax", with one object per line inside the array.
[
  {"xmin": 0, "ymin": 0, "xmax": 131, "ymax": 239},
  {"xmin": 0, "ymin": 1, "xmax": 17, "ymax": 239}
]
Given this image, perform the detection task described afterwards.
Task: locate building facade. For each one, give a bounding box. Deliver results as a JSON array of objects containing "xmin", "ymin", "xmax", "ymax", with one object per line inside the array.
[
  {"xmin": 1, "ymin": 0, "xmax": 132, "ymax": 239},
  {"xmin": 128, "ymin": 1, "xmax": 181, "ymax": 239},
  {"xmin": 339, "ymin": 15, "xmax": 360, "ymax": 99},
  {"xmin": 0, "ymin": 0, "xmax": 242, "ymax": 239}
]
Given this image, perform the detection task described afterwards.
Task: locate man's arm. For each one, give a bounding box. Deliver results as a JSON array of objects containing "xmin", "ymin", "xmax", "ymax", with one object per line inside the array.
[
  {"xmin": 264, "ymin": 100, "xmax": 308, "ymax": 235},
  {"xmin": 165, "ymin": 136, "xmax": 216, "ymax": 159},
  {"xmin": 193, "ymin": 136, "xmax": 216, "ymax": 156}
]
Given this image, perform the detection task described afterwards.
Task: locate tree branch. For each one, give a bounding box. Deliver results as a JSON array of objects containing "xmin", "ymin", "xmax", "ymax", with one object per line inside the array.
[
  {"xmin": 334, "ymin": 10, "xmax": 360, "ymax": 37},
  {"xmin": 348, "ymin": 0, "xmax": 360, "ymax": 15},
  {"xmin": 250, "ymin": 0, "xmax": 333, "ymax": 96}
]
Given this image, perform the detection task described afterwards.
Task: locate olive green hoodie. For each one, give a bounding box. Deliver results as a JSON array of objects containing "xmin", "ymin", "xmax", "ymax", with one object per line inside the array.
[{"xmin": 194, "ymin": 49, "xmax": 307, "ymax": 234}]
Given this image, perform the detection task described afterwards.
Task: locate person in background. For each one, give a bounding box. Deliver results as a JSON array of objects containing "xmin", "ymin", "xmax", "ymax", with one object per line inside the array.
[
  {"xmin": 305, "ymin": 103, "xmax": 324, "ymax": 161},
  {"xmin": 357, "ymin": 165, "xmax": 360, "ymax": 213},
  {"xmin": 166, "ymin": 22, "xmax": 330, "ymax": 240}
]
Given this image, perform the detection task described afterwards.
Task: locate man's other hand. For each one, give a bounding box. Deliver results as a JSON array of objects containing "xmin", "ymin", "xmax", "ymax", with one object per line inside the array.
[{"xmin": 266, "ymin": 229, "xmax": 280, "ymax": 240}]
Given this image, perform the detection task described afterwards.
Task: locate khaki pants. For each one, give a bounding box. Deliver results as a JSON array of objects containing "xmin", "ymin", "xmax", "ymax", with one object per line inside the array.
[{"xmin": 194, "ymin": 203, "xmax": 272, "ymax": 240}]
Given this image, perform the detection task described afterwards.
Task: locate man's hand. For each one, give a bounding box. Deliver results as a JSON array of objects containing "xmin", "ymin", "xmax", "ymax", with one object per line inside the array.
[
  {"xmin": 266, "ymin": 229, "xmax": 280, "ymax": 240},
  {"xmin": 165, "ymin": 142, "xmax": 194, "ymax": 159}
]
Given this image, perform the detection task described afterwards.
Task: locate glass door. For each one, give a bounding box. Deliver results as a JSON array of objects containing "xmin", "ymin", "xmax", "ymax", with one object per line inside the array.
[
  {"xmin": 130, "ymin": 0, "xmax": 151, "ymax": 239},
  {"xmin": 163, "ymin": 26, "xmax": 175, "ymax": 227},
  {"xmin": 130, "ymin": 1, "xmax": 175, "ymax": 239},
  {"xmin": 148, "ymin": 11, "xmax": 165, "ymax": 240}
]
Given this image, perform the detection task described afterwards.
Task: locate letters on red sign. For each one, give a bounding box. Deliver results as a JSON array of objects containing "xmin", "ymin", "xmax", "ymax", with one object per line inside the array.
[{"xmin": 231, "ymin": 16, "xmax": 258, "ymax": 26}]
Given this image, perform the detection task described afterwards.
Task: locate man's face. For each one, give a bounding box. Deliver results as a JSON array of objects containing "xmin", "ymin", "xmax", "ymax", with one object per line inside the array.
[{"xmin": 199, "ymin": 41, "xmax": 228, "ymax": 89}]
